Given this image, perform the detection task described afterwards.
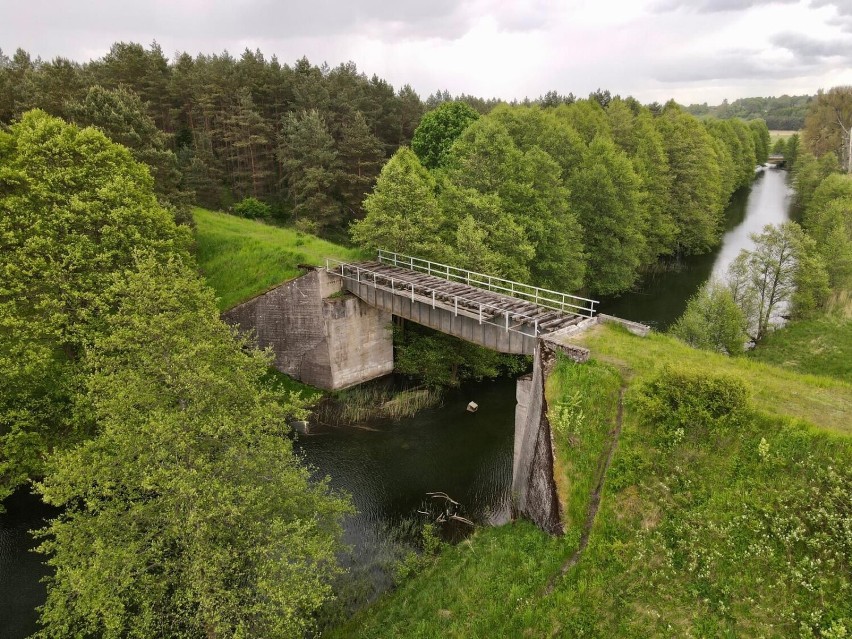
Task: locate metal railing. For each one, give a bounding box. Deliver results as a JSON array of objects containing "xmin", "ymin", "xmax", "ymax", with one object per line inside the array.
[
  {"xmin": 325, "ymin": 258, "xmax": 558, "ymax": 337},
  {"xmin": 376, "ymin": 250, "xmax": 597, "ymax": 318}
]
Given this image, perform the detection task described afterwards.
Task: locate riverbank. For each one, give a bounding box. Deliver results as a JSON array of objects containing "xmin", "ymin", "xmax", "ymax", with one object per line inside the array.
[{"xmin": 333, "ymin": 324, "xmax": 851, "ymax": 638}]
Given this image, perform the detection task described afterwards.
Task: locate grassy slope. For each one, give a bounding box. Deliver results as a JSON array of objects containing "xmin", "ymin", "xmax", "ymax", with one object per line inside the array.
[
  {"xmin": 336, "ymin": 325, "xmax": 851, "ymax": 638},
  {"xmin": 192, "ymin": 207, "xmax": 363, "ymax": 310},
  {"xmin": 748, "ymin": 316, "xmax": 852, "ymax": 382}
]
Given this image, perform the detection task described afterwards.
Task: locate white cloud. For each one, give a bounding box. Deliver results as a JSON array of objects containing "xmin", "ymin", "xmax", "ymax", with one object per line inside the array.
[{"xmin": 0, "ymin": 0, "xmax": 850, "ymax": 103}]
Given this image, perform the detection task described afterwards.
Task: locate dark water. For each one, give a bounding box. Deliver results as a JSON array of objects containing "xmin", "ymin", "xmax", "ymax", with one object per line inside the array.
[
  {"xmin": 600, "ymin": 168, "xmax": 794, "ymax": 330},
  {"xmin": 0, "ymin": 490, "xmax": 56, "ymax": 638},
  {"xmin": 296, "ymin": 377, "xmax": 517, "ymax": 600}
]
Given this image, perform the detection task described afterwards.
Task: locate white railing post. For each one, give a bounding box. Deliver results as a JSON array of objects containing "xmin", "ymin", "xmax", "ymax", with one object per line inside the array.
[
  {"xmin": 534, "ymin": 319, "xmax": 538, "ymax": 336},
  {"xmin": 479, "ymin": 304, "xmax": 482, "ymax": 324},
  {"xmin": 505, "ymin": 311, "xmax": 509, "ymax": 332},
  {"xmin": 411, "ymin": 283, "xmax": 415, "ymax": 302},
  {"xmin": 393, "ymin": 253, "xmax": 398, "ymax": 267},
  {"xmin": 446, "ymin": 264, "xmax": 450, "ymax": 280},
  {"xmin": 432, "ymin": 290, "xmax": 436, "ymax": 309},
  {"xmin": 454, "ymin": 297, "xmax": 458, "ymax": 316},
  {"xmin": 356, "ymin": 267, "xmax": 360, "ymax": 283}
]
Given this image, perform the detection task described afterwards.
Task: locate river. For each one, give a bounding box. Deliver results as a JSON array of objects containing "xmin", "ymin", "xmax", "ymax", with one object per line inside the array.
[
  {"xmin": 0, "ymin": 166, "xmax": 794, "ymax": 637},
  {"xmin": 600, "ymin": 167, "xmax": 794, "ymax": 329}
]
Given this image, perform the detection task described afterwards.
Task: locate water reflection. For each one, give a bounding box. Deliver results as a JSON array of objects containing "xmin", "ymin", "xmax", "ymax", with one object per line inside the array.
[{"xmin": 600, "ymin": 168, "xmax": 792, "ymax": 330}]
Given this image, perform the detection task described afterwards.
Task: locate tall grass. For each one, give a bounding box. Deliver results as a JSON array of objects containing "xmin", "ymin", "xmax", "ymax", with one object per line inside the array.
[
  {"xmin": 192, "ymin": 207, "xmax": 364, "ymax": 310},
  {"xmin": 315, "ymin": 385, "xmax": 443, "ymax": 426}
]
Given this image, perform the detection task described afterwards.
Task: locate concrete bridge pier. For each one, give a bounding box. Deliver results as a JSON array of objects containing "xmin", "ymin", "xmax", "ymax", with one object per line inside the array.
[{"xmin": 223, "ymin": 268, "xmax": 394, "ymax": 390}]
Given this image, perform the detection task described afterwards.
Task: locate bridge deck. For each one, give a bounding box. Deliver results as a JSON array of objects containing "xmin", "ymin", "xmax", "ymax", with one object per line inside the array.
[{"xmin": 333, "ymin": 260, "xmax": 588, "ymax": 336}]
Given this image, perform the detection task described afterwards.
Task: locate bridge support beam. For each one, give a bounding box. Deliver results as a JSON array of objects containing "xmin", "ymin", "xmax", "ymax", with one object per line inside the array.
[{"xmin": 223, "ymin": 269, "xmax": 394, "ymax": 390}]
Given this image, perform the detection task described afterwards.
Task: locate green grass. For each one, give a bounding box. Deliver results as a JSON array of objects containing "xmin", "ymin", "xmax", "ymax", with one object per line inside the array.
[
  {"xmin": 748, "ymin": 316, "xmax": 852, "ymax": 381},
  {"xmin": 192, "ymin": 207, "xmax": 363, "ymax": 310},
  {"xmin": 333, "ymin": 325, "xmax": 851, "ymax": 638},
  {"xmin": 546, "ymin": 357, "xmax": 622, "ymax": 531},
  {"xmin": 579, "ymin": 323, "xmax": 852, "ymax": 435}
]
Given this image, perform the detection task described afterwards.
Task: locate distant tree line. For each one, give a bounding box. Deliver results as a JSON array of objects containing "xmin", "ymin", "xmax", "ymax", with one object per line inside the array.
[
  {"xmin": 685, "ymin": 94, "xmax": 813, "ymax": 131},
  {"xmin": 354, "ymin": 98, "xmax": 770, "ymax": 297},
  {"xmin": 0, "ymin": 42, "xmax": 427, "ymax": 235}
]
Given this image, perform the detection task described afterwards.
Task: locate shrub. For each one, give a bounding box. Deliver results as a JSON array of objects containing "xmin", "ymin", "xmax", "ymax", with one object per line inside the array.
[
  {"xmin": 670, "ymin": 281, "xmax": 747, "ymax": 355},
  {"xmin": 633, "ymin": 366, "xmax": 750, "ymax": 435},
  {"xmin": 232, "ymin": 196, "xmax": 271, "ymax": 219}
]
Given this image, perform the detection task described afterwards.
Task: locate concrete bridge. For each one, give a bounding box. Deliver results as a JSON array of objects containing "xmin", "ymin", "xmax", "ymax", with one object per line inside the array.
[
  {"xmin": 767, "ymin": 154, "xmax": 787, "ymax": 167},
  {"xmin": 224, "ymin": 251, "xmax": 646, "ymax": 534},
  {"xmin": 328, "ymin": 250, "xmax": 597, "ymax": 355}
]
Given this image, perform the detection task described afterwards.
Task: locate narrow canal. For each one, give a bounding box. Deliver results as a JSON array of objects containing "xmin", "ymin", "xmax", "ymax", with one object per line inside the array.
[{"xmin": 0, "ymin": 166, "xmax": 795, "ymax": 637}]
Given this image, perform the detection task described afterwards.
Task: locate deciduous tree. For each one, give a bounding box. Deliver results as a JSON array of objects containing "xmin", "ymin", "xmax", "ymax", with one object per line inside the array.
[
  {"xmin": 35, "ymin": 255, "xmax": 350, "ymax": 638},
  {"xmin": 411, "ymin": 101, "xmax": 479, "ymax": 169},
  {"xmin": 0, "ymin": 110, "xmax": 189, "ymax": 501}
]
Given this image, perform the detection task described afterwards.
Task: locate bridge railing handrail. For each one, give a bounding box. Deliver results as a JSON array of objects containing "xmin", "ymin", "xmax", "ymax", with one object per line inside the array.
[
  {"xmin": 376, "ymin": 250, "xmax": 598, "ymax": 317},
  {"xmin": 325, "ymin": 258, "xmax": 570, "ymax": 336}
]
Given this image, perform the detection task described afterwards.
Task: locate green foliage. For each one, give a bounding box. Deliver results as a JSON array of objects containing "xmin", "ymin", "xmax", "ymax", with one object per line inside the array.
[
  {"xmin": 567, "ymin": 136, "xmax": 645, "ymax": 294},
  {"xmin": 411, "ymin": 101, "xmax": 479, "ymax": 169},
  {"xmin": 0, "ymin": 110, "xmax": 189, "ymax": 500},
  {"xmin": 66, "ymin": 84, "xmax": 191, "ymax": 222},
  {"xmin": 656, "ymin": 105, "xmax": 725, "ymax": 255},
  {"xmin": 546, "ymin": 358, "xmax": 622, "ymax": 530},
  {"xmin": 671, "ymin": 281, "xmax": 747, "ymax": 355},
  {"xmin": 728, "ymin": 222, "xmax": 830, "ymax": 341},
  {"xmin": 231, "ymin": 195, "xmax": 271, "ymax": 219},
  {"xmin": 749, "ymin": 315, "xmax": 852, "ymax": 381},
  {"xmin": 804, "ymin": 187, "xmax": 852, "ymax": 293},
  {"xmin": 34, "ymin": 255, "xmax": 351, "ymax": 638},
  {"xmin": 350, "ymin": 148, "xmax": 450, "ymax": 259},
  {"xmin": 393, "ymin": 324, "xmax": 528, "ymax": 388},
  {"xmin": 633, "ymin": 366, "xmax": 750, "ymax": 436},
  {"xmin": 684, "ymin": 94, "xmax": 812, "ymax": 130},
  {"xmin": 279, "ymin": 109, "xmax": 341, "ymax": 229},
  {"xmin": 794, "ymin": 152, "xmax": 841, "ymax": 211},
  {"xmin": 749, "ymin": 118, "xmax": 771, "ymax": 165},
  {"xmin": 803, "ymin": 86, "xmax": 852, "ymax": 173}
]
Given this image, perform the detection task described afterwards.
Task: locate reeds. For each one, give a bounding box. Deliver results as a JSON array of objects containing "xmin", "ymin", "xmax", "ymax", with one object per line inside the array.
[{"xmin": 315, "ymin": 385, "xmax": 443, "ymax": 426}]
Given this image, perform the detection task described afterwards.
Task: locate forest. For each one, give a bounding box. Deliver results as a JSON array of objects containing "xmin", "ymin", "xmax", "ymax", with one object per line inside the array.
[{"xmin": 685, "ymin": 93, "xmax": 813, "ymax": 130}]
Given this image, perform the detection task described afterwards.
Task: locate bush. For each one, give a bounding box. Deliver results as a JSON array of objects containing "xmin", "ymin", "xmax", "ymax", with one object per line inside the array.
[
  {"xmin": 633, "ymin": 366, "xmax": 750, "ymax": 436},
  {"xmin": 232, "ymin": 196, "xmax": 271, "ymax": 219},
  {"xmin": 670, "ymin": 281, "xmax": 747, "ymax": 355}
]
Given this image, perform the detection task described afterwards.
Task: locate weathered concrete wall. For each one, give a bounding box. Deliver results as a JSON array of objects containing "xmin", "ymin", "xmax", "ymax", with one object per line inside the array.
[
  {"xmin": 512, "ymin": 334, "xmax": 603, "ymax": 535},
  {"xmin": 223, "ymin": 269, "xmax": 393, "ymax": 390},
  {"xmin": 344, "ymin": 280, "xmax": 538, "ymax": 355},
  {"xmin": 512, "ymin": 341, "xmax": 563, "ymax": 535}
]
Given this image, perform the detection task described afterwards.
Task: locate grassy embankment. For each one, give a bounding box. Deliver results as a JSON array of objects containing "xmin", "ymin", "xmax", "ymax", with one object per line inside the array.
[
  {"xmin": 748, "ymin": 291, "xmax": 851, "ymax": 382},
  {"xmin": 192, "ymin": 206, "xmax": 363, "ymax": 311},
  {"xmin": 334, "ymin": 323, "xmax": 851, "ymax": 638}
]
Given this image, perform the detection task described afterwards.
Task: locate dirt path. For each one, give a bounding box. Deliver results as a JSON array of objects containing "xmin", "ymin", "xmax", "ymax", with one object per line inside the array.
[{"xmin": 544, "ymin": 386, "xmax": 625, "ymax": 595}]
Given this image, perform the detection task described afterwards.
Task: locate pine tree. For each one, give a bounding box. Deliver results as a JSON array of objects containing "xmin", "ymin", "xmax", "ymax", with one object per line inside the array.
[{"xmin": 278, "ymin": 109, "xmax": 341, "ymax": 229}]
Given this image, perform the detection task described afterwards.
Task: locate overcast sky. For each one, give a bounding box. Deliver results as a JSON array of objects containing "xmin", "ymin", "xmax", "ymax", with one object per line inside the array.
[{"xmin": 2, "ymin": 0, "xmax": 851, "ymax": 104}]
